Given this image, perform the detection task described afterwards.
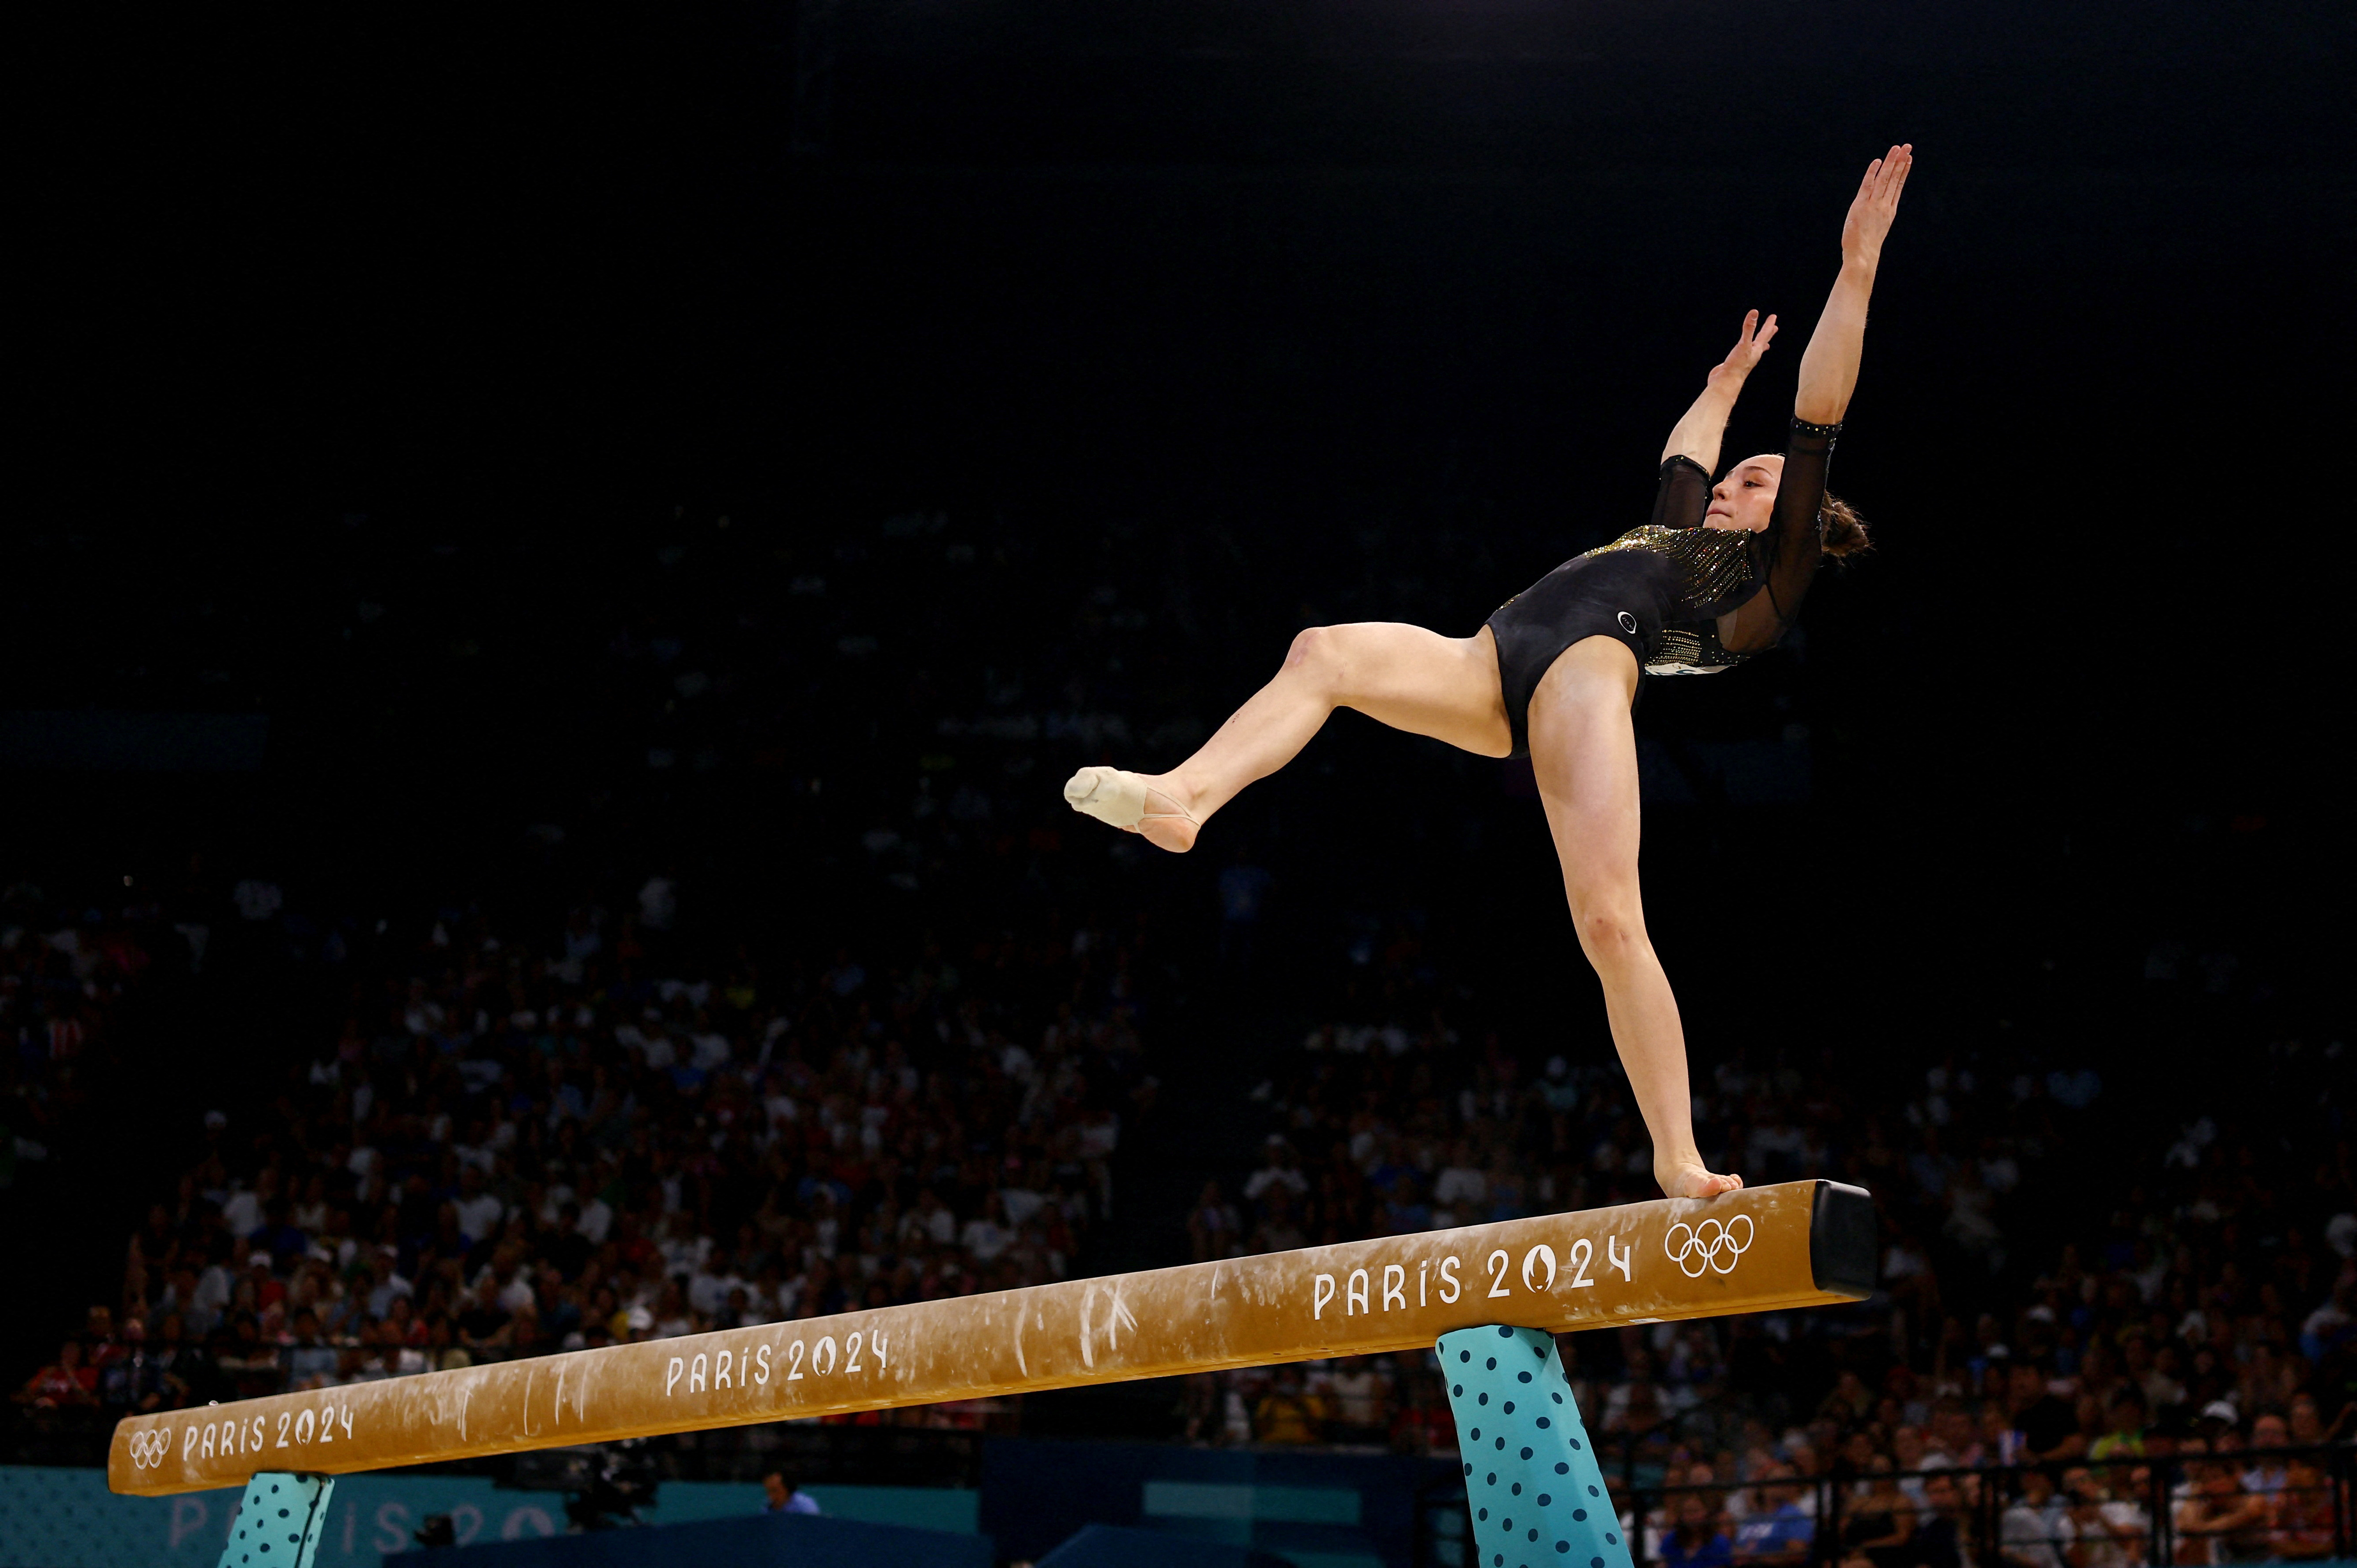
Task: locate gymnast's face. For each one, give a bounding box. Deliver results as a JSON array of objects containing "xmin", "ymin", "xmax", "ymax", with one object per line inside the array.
[{"xmin": 1704, "ymin": 455, "xmax": 1782, "ymax": 534}]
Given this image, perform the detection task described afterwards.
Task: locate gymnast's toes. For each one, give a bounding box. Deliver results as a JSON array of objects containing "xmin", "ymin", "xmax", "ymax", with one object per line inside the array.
[
  {"xmin": 1658, "ymin": 1163, "xmax": 1743, "ymax": 1200},
  {"xmin": 1065, "ymin": 766, "xmax": 1148, "ymax": 828}
]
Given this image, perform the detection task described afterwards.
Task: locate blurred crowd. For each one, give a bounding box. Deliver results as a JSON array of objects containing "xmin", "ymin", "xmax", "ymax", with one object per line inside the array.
[
  {"xmin": 1157, "ymin": 992, "xmax": 2357, "ymax": 1564},
  {"xmin": 1626, "ymin": 1393, "xmax": 2348, "ymax": 1568},
  {"xmin": 0, "ymin": 882, "xmax": 146, "ymax": 1194},
  {"xmin": 13, "ymin": 872, "xmax": 2357, "ymax": 1471},
  {"xmin": 13, "ymin": 886, "xmax": 1150, "ymax": 1432}
]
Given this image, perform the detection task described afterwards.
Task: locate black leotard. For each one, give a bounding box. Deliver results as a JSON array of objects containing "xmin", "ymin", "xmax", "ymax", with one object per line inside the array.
[{"xmin": 1486, "ymin": 416, "xmax": 1840, "ymax": 758}]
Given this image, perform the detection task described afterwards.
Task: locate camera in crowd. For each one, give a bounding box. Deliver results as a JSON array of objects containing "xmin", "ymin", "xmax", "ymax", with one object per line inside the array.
[{"xmin": 509, "ymin": 1441, "xmax": 661, "ymax": 1531}]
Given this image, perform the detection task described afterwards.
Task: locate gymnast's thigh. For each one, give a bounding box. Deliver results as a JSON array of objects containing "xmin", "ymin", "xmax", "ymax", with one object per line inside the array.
[
  {"xmin": 1318, "ymin": 620, "xmax": 1514, "ymax": 758},
  {"xmin": 1525, "ymin": 636, "xmax": 1645, "ymax": 889}
]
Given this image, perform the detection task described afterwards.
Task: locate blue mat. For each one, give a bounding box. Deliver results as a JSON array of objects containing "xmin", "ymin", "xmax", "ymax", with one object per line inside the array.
[
  {"xmin": 430, "ymin": 1510, "xmax": 991, "ymax": 1567},
  {"xmin": 1037, "ymin": 1524, "xmax": 1295, "ymax": 1568}
]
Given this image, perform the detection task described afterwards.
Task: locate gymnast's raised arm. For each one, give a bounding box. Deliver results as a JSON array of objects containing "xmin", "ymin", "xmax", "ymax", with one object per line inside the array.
[
  {"xmin": 1712, "ymin": 143, "xmax": 1913, "ymax": 653},
  {"xmin": 1794, "ymin": 142, "xmax": 1911, "ymax": 428},
  {"xmin": 1659, "ymin": 309, "xmax": 1779, "ymax": 474}
]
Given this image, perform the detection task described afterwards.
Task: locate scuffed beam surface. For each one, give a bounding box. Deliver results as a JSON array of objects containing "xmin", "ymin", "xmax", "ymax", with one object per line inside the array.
[{"xmin": 113, "ymin": 1180, "xmax": 1871, "ymax": 1496}]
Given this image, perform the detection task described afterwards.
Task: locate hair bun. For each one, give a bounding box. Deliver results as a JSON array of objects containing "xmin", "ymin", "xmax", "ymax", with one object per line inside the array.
[{"xmin": 1819, "ymin": 493, "xmax": 1871, "ymax": 558}]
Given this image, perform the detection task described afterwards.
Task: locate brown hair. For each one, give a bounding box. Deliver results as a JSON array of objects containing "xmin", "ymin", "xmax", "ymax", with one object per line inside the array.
[{"xmin": 1820, "ymin": 492, "xmax": 1871, "ymax": 558}]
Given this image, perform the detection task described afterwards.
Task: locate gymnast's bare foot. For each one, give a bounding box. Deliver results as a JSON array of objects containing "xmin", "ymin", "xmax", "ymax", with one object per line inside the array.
[
  {"xmin": 1063, "ymin": 766, "xmax": 1202, "ymax": 853},
  {"xmin": 1656, "ymin": 1160, "xmax": 1743, "ymax": 1200}
]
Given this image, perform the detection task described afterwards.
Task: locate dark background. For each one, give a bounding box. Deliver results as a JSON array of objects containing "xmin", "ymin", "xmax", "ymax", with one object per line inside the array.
[{"xmin": 6, "ymin": 0, "xmax": 2348, "ymax": 1377}]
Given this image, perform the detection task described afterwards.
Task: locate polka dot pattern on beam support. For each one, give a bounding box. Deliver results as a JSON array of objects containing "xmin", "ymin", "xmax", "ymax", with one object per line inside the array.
[
  {"xmin": 216, "ymin": 1471, "xmax": 337, "ymax": 1568},
  {"xmin": 1439, "ymin": 1324, "xmax": 1630, "ymax": 1568}
]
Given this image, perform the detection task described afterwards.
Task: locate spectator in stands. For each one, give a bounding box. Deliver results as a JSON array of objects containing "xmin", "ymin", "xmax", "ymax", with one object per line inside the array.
[
  {"xmin": 2009, "ymin": 1363, "xmax": 2083, "ymax": 1462},
  {"xmin": 2284, "ymin": 1392, "xmax": 2337, "ymax": 1447},
  {"xmin": 901, "ymin": 1189, "xmax": 956, "ymax": 1251},
  {"xmin": 958, "ymin": 1193, "xmax": 1014, "ymax": 1264},
  {"xmin": 2068, "ymin": 1459, "xmax": 2127, "ymax": 1546},
  {"xmin": 1243, "ymin": 1137, "xmax": 1308, "ymax": 1211},
  {"xmin": 1186, "ymin": 1181, "xmax": 1242, "ymax": 1262},
  {"xmin": 1250, "ymin": 1189, "xmax": 1309, "ymax": 1254},
  {"xmin": 1664, "ymin": 1491, "xmax": 1736, "ymax": 1568},
  {"xmin": 1647, "ymin": 1461, "xmax": 1697, "ymax": 1558},
  {"xmin": 762, "ymin": 1472, "xmax": 821, "ymax": 1515},
  {"xmin": 1253, "ymin": 1368, "xmax": 1326, "ymax": 1444},
  {"xmin": 2095, "ymin": 1466, "xmax": 2152, "ymax": 1568},
  {"xmin": 286, "ymin": 1309, "xmax": 338, "ymax": 1389},
  {"xmin": 2237, "ymin": 1411, "xmax": 2289, "ymax": 1497},
  {"xmin": 2088, "ymin": 1389, "xmax": 2146, "ymax": 1461},
  {"xmin": 2171, "ymin": 1460, "xmax": 2267, "ymax": 1565},
  {"xmin": 1838, "ymin": 1457, "xmax": 1915, "ymax": 1568},
  {"xmin": 1605, "ymin": 1349, "xmax": 1669, "ymax": 1437},
  {"xmin": 1998, "ymin": 1469, "xmax": 2068, "ymax": 1568},
  {"xmin": 1324, "ymin": 1356, "xmax": 1389, "ymax": 1444},
  {"xmin": 2267, "ymin": 1456, "xmax": 2336, "ymax": 1561},
  {"xmin": 1388, "ymin": 1372, "xmax": 1454, "ymax": 1456},
  {"xmin": 1431, "ymin": 1141, "xmax": 1487, "ymax": 1225},
  {"xmin": 12, "ymin": 1342, "xmax": 98, "ymax": 1409},
  {"xmin": 1820, "ymin": 1371, "xmax": 1875, "ymax": 1427},
  {"xmin": 1783, "ymin": 1440, "xmax": 1827, "ymax": 1518},
  {"xmin": 1908, "ymin": 1471, "xmax": 1972, "ymax": 1568},
  {"xmin": 103, "ymin": 1313, "xmax": 191, "ymax": 1413},
  {"xmin": 1732, "ymin": 1466, "xmax": 1813, "ymax": 1568},
  {"xmin": 1889, "ymin": 1426, "xmax": 1934, "ymax": 1508},
  {"xmin": 453, "ymin": 1166, "xmax": 504, "ymax": 1246}
]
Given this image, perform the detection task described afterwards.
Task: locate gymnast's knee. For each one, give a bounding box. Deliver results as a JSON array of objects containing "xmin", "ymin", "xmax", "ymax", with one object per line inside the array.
[
  {"xmin": 1283, "ymin": 625, "xmax": 1350, "ymax": 691},
  {"xmin": 1571, "ymin": 901, "xmax": 1648, "ymax": 968}
]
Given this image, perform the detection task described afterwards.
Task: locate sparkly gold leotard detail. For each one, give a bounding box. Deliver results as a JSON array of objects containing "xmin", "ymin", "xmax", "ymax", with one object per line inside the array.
[
  {"xmin": 1584, "ymin": 524, "xmax": 1759, "ymax": 617},
  {"xmin": 1483, "ymin": 416, "xmax": 1842, "ymax": 756}
]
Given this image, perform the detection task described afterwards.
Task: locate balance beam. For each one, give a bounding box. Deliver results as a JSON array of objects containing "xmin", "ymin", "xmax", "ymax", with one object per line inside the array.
[{"xmin": 110, "ymin": 1179, "xmax": 1874, "ymax": 1498}]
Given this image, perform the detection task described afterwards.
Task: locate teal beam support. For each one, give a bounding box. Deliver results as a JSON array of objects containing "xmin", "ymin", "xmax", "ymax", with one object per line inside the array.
[
  {"xmin": 216, "ymin": 1472, "xmax": 335, "ymax": 1568},
  {"xmin": 1440, "ymin": 1324, "xmax": 1632, "ymax": 1568}
]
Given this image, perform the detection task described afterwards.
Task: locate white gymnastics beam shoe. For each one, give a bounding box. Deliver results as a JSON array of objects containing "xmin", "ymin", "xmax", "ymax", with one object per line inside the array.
[{"xmin": 1063, "ymin": 765, "xmax": 1149, "ymax": 828}]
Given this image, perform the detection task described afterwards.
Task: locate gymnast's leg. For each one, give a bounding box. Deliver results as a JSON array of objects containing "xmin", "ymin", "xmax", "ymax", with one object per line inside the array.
[
  {"xmin": 1067, "ymin": 622, "xmax": 1513, "ymax": 852},
  {"xmin": 1527, "ymin": 636, "xmax": 1740, "ymax": 1201}
]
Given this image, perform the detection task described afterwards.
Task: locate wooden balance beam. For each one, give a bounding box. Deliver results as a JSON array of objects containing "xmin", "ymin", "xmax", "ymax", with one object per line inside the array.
[{"xmin": 110, "ymin": 1179, "xmax": 1874, "ymax": 1501}]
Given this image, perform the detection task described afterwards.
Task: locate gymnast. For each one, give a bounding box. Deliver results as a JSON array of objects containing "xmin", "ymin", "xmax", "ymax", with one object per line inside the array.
[{"xmin": 1065, "ymin": 145, "xmax": 1911, "ymax": 1201}]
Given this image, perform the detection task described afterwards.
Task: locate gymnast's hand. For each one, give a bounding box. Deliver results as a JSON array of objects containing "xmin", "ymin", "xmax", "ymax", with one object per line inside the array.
[
  {"xmin": 1666, "ymin": 309, "xmax": 1779, "ymax": 467},
  {"xmin": 1841, "ymin": 142, "xmax": 1913, "ymax": 268},
  {"xmin": 1706, "ymin": 309, "xmax": 1778, "ymax": 390}
]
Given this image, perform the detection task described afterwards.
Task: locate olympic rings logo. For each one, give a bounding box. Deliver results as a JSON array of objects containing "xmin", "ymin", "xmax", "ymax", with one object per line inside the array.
[
  {"xmin": 1664, "ymin": 1214, "xmax": 1754, "ymax": 1277},
  {"xmin": 125, "ymin": 1428, "xmax": 175, "ymax": 1469}
]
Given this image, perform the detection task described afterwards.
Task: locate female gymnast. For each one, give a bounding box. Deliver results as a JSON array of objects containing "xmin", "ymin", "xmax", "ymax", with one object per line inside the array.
[{"xmin": 1064, "ymin": 145, "xmax": 1911, "ymax": 1201}]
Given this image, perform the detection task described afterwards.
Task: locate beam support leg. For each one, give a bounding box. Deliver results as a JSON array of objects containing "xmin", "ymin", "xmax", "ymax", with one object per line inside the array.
[
  {"xmin": 216, "ymin": 1472, "xmax": 336, "ymax": 1568},
  {"xmin": 1440, "ymin": 1324, "xmax": 1632, "ymax": 1568}
]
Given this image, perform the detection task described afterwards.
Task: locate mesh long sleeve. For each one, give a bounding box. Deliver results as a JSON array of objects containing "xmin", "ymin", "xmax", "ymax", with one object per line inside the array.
[
  {"xmin": 1651, "ymin": 454, "xmax": 1713, "ymax": 531},
  {"xmin": 1714, "ymin": 416, "xmax": 1838, "ymax": 655}
]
